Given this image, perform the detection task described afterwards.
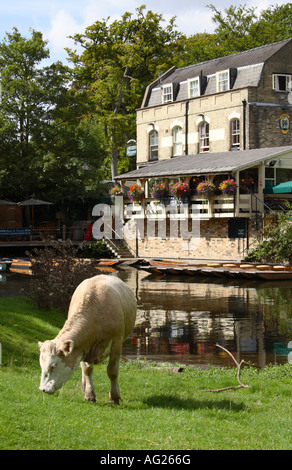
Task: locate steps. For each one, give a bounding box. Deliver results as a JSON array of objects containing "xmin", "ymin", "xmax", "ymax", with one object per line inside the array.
[{"xmin": 104, "ymin": 238, "xmax": 134, "ymax": 259}]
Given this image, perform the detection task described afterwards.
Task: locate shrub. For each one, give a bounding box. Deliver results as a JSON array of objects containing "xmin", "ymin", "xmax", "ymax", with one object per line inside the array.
[{"xmin": 27, "ymin": 239, "xmax": 98, "ymax": 313}]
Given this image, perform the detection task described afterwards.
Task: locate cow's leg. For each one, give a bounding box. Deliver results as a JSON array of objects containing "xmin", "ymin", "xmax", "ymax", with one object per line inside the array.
[
  {"xmin": 107, "ymin": 340, "xmax": 122, "ymax": 405},
  {"xmin": 81, "ymin": 361, "xmax": 96, "ymax": 402}
]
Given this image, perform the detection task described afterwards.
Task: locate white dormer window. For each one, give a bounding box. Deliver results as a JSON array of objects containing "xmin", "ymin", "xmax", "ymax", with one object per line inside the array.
[
  {"xmin": 217, "ymin": 70, "xmax": 230, "ymax": 92},
  {"xmin": 273, "ymin": 74, "xmax": 292, "ymax": 92},
  {"xmin": 162, "ymin": 84, "xmax": 173, "ymax": 103},
  {"xmin": 188, "ymin": 77, "xmax": 200, "ymax": 98}
]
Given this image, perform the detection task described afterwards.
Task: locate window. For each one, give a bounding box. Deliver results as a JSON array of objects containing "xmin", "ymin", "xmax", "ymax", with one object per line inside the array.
[
  {"xmin": 173, "ymin": 126, "xmax": 183, "ymax": 156},
  {"xmin": 188, "ymin": 78, "xmax": 200, "ymax": 98},
  {"xmin": 149, "ymin": 130, "xmax": 158, "ymax": 161},
  {"xmin": 265, "ymin": 167, "xmax": 275, "ymax": 188},
  {"xmin": 217, "ymin": 70, "xmax": 230, "ymax": 92},
  {"xmin": 199, "ymin": 122, "xmax": 209, "ymax": 152},
  {"xmin": 231, "ymin": 119, "xmax": 240, "ymax": 148},
  {"xmin": 273, "ymin": 74, "xmax": 292, "ymax": 92},
  {"xmin": 162, "ymin": 84, "xmax": 173, "ymax": 103}
]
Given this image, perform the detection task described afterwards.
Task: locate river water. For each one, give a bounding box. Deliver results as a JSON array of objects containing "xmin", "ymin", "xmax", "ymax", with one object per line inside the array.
[{"xmin": 1, "ymin": 268, "xmax": 292, "ymax": 368}]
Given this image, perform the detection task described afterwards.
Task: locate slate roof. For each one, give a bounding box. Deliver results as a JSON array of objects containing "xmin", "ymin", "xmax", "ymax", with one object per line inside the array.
[
  {"xmin": 143, "ymin": 38, "xmax": 292, "ymax": 108},
  {"xmin": 115, "ymin": 146, "xmax": 292, "ymax": 180}
]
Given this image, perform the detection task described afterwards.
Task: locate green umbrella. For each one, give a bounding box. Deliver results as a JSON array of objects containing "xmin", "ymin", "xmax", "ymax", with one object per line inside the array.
[{"xmin": 264, "ymin": 181, "xmax": 292, "ymax": 194}]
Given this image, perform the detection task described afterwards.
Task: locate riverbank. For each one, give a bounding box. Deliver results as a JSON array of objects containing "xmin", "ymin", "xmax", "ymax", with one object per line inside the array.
[{"xmin": 0, "ymin": 297, "xmax": 291, "ymax": 450}]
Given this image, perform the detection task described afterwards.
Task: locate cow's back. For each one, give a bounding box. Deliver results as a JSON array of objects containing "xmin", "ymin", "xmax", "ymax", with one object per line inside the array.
[{"xmin": 66, "ymin": 275, "xmax": 136, "ymax": 343}]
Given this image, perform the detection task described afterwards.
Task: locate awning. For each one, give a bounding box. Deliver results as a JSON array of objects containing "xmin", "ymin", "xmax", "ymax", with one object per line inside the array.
[
  {"xmin": 264, "ymin": 181, "xmax": 292, "ymax": 194},
  {"xmin": 115, "ymin": 146, "xmax": 292, "ymax": 180}
]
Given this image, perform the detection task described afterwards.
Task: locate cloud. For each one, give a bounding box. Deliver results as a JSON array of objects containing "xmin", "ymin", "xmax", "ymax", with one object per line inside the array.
[
  {"xmin": 45, "ymin": 9, "xmax": 82, "ymax": 54},
  {"xmin": 174, "ymin": 8, "xmax": 216, "ymax": 36}
]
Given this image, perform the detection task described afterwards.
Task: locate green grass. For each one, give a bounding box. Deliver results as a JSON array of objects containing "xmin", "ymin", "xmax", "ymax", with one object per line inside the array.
[{"xmin": 0, "ymin": 297, "xmax": 291, "ymax": 450}]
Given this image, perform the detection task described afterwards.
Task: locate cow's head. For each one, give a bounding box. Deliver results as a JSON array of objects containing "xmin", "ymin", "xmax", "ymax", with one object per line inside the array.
[{"xmin": 38, "ymin": 339, "xmax": 80, "ymax": 394}]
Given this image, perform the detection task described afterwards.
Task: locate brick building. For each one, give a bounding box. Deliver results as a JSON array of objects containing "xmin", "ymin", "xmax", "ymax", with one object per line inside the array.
[{"xmin": 115, "ymin": 39, "xmax": 292, "ymax": 261}]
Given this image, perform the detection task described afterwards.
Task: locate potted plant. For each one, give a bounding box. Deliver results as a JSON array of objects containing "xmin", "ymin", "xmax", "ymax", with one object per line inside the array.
[
  {"xmin": 127, "ymin": 184, "xmax": 144, "ymax": 203},
  {"xmin": 196, "ymin": 180, "xmax": 216, "ymax": 199},
  {"xmin": 169, "ymin": 181, "xmax": 190, "ymax": 202},
  {"xmin": 219, "ymin": 179, "xmax": 237, "ymax": 195},
  {"xmin": 150, "ymin": 183, "xmax": 167, "ymax": 202},
  {"xmin": 109, "ymin": 185, "xmax": 123, "ymax": 202}
]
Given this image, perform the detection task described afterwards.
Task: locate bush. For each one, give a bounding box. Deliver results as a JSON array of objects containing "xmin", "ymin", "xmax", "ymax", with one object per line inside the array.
[
  {"xmin": 79, "ymin": 241, "xmax": 113, "ymax": 259},
  {"xmin": 246, "ymin": 203, "xmax": 292, "ymax": 263},
  {"xmin": 27, "ymin": 239, "xmax": 98, "ymax": 313}
]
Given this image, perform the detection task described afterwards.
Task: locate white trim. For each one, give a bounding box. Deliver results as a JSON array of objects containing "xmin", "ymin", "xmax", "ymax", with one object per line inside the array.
[
  {"xmin": 196, "ymin": 115, "xmax": 211, "ymax": 126},
  {"xmin": 188, "ymin": 77, "xmax": 200, "ymax": 98},
  {"xmin": 228, "ymin": 111, "xmax": 240, "ymax": 121},
  {"xmin": 272, "ymin": 73, "xmax": 292, "ymax": 92},
  {"xmin": 170, "ymin": 119, "xmax": 184, "ymax": 130},
  {"xmin": 216, "ymin": 69, "xmax": 230, "ymax": 92},
  {"xmin": 162, "ymin": 84, "xmax": 173, "ymax": 103},
  {"xmin": 147, "ymin": 124, "xmax": 159, "ymax": 133}
]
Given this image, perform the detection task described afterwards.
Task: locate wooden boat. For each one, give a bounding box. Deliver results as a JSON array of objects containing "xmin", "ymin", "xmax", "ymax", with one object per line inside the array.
[
  {"xmin": 141, "ymin": 259, "xmax": 292, "ymax": 281},
  {"xmin": 96, "ymin": 259, "xmax": 122, "ymax": 267},
  {"xmin": 9, "ymin": 258, "xmax": 32, "ymax": 273}
]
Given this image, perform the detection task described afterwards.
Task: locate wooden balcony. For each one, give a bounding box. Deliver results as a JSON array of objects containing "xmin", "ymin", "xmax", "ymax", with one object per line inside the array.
[{"xmin": 123, "ymin": 194, "xmax": 256, "ymax": 220}]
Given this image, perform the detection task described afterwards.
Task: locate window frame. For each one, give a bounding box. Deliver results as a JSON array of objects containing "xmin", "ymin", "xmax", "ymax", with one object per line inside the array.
[
  {"xmin": 199, "ymin": 122, "xmax": 210, "ymax": 153},
  {"xmin": 217, "ymin": 70, "xmax": 230, "ymax": 92},
  {"xmin": 188, "ymin": 77, "xmax": 200, "ymax": 98},
  {"xmin": 172, "ymin": 126, "xmax": 183, "ymax": 156},
  {"xmin": 162, "ymin": 84, "xmax": 173, "ymax": 103},
  {"xmin": 149, "ymin": 129, "xmax": 158, "ymax": 161},
  {"xmin": 272, "ymin": 74, "xmax": 292, "ymax": 92},
  {"xmin": 231, "ymin": 118, "xmax": 240, "ymax": 148}
]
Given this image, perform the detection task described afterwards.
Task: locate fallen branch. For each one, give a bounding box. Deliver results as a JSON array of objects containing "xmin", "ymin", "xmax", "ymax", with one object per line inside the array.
[{"xmin": 202, "ymin": 343, "xmax": 260, "ymax": 392}]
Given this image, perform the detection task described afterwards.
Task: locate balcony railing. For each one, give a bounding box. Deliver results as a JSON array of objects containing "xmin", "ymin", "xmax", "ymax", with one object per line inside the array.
[{"xmin": 123, "ymin": 194, "xmax": 256, "ymax": 220}]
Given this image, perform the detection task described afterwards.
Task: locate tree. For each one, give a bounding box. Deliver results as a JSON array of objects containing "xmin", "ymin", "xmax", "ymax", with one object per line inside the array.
[
  {"xmin": 247, "ymin": 204, "xmax": 292, "ymax": 264},
  {"xmin": 0, "ymin": 28, "xmax": 72, "ymax": 201},
  {"xmin": 68, "ymin": 6, "xmax": 184, "ymax": 180}
]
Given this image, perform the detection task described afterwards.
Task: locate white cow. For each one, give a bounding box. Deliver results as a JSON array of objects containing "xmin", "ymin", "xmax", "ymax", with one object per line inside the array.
[{"xmin": 38, "ymin": 275, "xmax": 137, "ymax": 404}]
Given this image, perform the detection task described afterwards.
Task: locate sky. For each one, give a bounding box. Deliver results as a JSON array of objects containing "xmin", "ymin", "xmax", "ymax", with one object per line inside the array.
[{"xmin": 0, "ymin": 0, "xmax": 289, "ymax": 65}]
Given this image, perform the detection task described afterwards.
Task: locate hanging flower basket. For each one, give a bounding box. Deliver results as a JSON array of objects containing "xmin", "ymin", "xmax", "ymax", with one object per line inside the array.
[
  {"xmin": 127, "ymin": 184, "xmax": 144, "ymax": 203},
  {"xmin": 109, "ymin": 186, "xmax": 124, "ymax": 201},
  {"xmin": 150, "ymin": 183, "xmax": 167, "ymax": 201},
  {"xmin": 219, "ymin": 179, "xmax": 237, "ymax": 195},
  {"xmin": 196, "ymin": 180, "xmax": 216, "ymax": 199},
  {"xmin": 169, "ymin": 182, "xmax": 190, "ymax": 202}
]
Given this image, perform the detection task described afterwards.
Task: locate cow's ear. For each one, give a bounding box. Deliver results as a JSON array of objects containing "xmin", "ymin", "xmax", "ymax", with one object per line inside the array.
[
  {"xmin": 38, "ymin": 341, "xmax": 43, "ymax": 350},
  {"xmin": 58, "ymin": 340, "xmax": 74, "ymax": 356}
]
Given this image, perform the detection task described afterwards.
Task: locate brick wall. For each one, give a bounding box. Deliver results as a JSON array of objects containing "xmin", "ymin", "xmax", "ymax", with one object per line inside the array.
[{"xmin": 124, "ymin": 216, "xmax": 260, "ymax": 261}]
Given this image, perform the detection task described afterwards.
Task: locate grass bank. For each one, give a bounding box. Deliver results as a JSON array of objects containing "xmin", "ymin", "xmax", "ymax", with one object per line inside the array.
[{"xmin": 0, "ymin": 297, "xmax": 291, "ymax": 450}]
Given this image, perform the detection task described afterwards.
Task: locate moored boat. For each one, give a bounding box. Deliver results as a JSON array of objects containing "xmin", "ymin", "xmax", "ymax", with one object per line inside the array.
[{"xmin": 141, "ymin": 259, "xmax": 292, "ymax": 281}]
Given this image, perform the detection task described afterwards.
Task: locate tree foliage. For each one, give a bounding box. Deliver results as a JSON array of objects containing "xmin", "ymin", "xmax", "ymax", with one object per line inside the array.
[
  {"xmin": 0, "ymin": 3, "xmax": 292, "ymax": 209},
  {"xmin": 247, "ymin": 204, "xmax": 292, "ymax": 264},
  {"xmin": 68, "ymin": 5, "xmax": 184, "ymax": 179}
]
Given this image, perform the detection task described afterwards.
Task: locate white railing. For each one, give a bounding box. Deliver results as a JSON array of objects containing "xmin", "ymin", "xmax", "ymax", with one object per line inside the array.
[{"xmin": 123, "ymin": 194, "xmax": 255, "ymax": 220}]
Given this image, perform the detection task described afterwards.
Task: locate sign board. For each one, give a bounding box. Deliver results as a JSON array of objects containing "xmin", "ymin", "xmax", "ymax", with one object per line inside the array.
[
  {"xmin": 126, "ymin": 145, "xmax": 137, "ymax": 157},
  {"xmin": 228, "ymin": 218, "xmax": 247, "ymax": 239},
  {"xmin": 0, "ymin": 228, "xmax": 32, "ymax": 236}
]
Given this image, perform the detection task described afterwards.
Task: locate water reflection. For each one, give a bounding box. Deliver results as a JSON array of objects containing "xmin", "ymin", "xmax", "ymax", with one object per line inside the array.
[
  {"xmin": 117, "ymin": 269, "xmax": 292, "ymax": 368},
  {"xmin": 1, "ymin": 268, "xmax": 291, "ymax": 368}
]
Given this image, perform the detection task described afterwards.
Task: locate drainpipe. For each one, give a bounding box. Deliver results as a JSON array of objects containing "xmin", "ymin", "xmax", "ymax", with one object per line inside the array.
[
  {"xmin": 242, "ymin": 100, "xmax": 247, "ymax": 150},
  {"xmin": 185, "ymin": 101, "xmax": 189, "ymax": 155}
]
